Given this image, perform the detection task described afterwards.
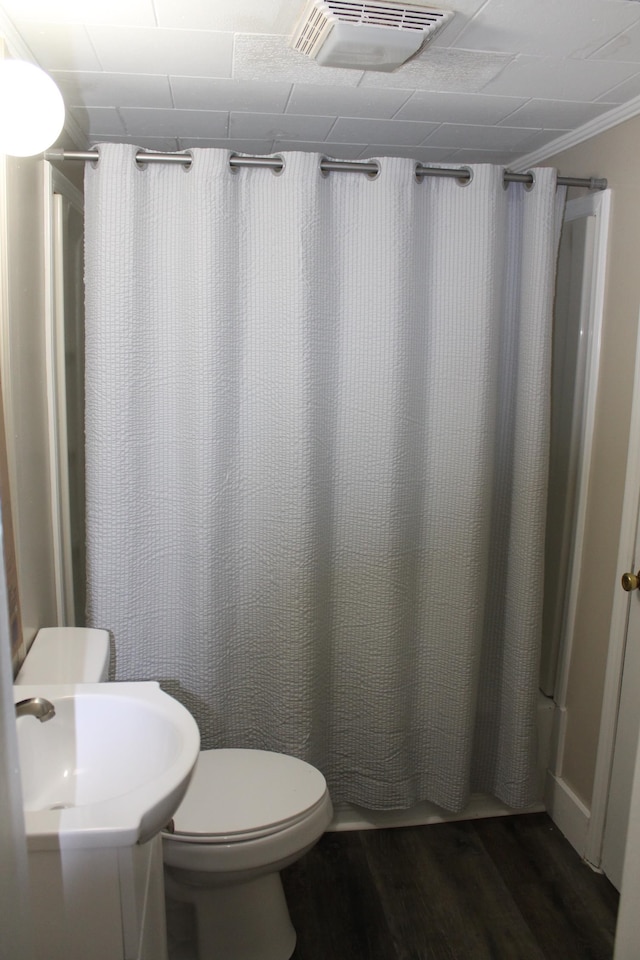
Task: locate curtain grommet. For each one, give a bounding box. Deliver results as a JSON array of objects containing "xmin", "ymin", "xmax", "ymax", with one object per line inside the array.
[
  {"xmin": 524, "ymin": 169, "xmax": 536, "ymax": 191},
  {"xmin": 134, "ymin": 150, "xmax": 153, "ymax": 171},
  {"xmin": 271, "ymin": 154, "xmax": 285, "ymax": 176},
  {"xmin": 366, "ymin": 160, "xmax": 380, "ymax": 181},
  {"xmin": 415, "ymin": 162, "xmax": 425, "ymax": 184},
  {"xmin": 179, "ymin": 150, "xmax": 194, "ymax": 173},
  {"xmin": 456, "ymin": 165, "xmax": 473, "ymax": 187},
  {"xmin": 319, "ymin": 157, "xmax": 331, "ymax": 179}
]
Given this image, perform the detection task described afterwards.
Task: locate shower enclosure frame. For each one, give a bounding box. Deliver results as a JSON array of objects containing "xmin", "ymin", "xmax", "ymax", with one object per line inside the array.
[
  {"xmin": 43, "ymin": 161, "xmax": 84, "ymax": 628},
  {"xmin": 544, "ymin": 187, "xmax": 613, "ymax": 865}
]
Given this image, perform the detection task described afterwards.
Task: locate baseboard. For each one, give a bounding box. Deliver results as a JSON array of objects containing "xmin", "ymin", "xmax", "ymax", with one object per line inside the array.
[{"xmin": 545, "ymin": 770, "xmax": 591, "ymax": 857}]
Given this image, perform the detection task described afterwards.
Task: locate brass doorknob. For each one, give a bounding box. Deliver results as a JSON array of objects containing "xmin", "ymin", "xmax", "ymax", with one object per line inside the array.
[{"xmin": 622, "ymin": 570, "xmax": 640, "ymax": 592}]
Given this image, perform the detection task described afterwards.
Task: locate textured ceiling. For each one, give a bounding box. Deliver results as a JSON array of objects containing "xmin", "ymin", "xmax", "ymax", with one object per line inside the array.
[{"xmin": 2, "ymin": 0, "xmax": 640, "ymax": 165}]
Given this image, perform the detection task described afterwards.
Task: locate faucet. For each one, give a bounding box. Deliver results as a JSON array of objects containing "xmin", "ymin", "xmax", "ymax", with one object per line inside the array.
[{"xmin": 15, "ymin": 697, "xmax": 56, "ymax": 722}]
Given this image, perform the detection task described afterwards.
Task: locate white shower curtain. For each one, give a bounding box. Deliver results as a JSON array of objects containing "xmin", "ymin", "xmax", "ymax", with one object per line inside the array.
[{"xmin": 84, "ymin": 143, "xmax": 565, "ymax": 812}]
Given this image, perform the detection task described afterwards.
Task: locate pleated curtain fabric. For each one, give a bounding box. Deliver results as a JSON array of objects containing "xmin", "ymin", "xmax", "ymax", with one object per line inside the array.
[{"xmin": 84, "ymin": 144, "xmax": 566, "ymax": 812}]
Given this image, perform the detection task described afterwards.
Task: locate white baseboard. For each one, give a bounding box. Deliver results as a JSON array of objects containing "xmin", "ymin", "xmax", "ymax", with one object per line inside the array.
[{"xmin": 545, "ymin": 770, "xmax": 591, "ymax": 858}]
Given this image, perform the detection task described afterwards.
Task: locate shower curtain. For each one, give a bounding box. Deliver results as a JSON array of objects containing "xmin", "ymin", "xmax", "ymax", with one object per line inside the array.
[{"xmin": 84, "ymin": 143, "xmax": 565, "ymax": 812}]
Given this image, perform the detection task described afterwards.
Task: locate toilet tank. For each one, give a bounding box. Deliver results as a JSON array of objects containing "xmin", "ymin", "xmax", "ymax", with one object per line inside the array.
[{"xmin": 15, "ymin": 627, "xmax": 110, "ymax": 684}]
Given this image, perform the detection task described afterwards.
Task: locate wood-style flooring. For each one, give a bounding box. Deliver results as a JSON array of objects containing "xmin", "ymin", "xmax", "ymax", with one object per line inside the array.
[{"xmin": 166, "ymin": 813, "xmax": 619, "ymax": 960}]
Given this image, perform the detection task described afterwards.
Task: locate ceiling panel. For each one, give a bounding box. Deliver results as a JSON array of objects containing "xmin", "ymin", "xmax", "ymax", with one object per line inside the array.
[
  {"xmin": 2, "ymin": 0, "xmax": 640, "ymax": 166},
  {"xmin": 87, "ymin": 25, "xmax": 234, "ymax": 77},
  {"xmin": 453, "ymin": 0, "xmax": 640, "ymax": 59}
]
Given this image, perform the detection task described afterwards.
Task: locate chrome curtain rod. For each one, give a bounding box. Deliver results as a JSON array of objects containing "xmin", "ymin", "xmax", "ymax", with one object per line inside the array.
[{"xmin": 44, "ymin": 148, "xmax": 608, "ymax": 191}]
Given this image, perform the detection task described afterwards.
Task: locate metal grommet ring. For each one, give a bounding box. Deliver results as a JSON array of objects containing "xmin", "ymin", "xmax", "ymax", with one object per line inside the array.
[
  {"xmin": 134, "ymin": 148, "xmax": 159, "ymax": 171},
  {"xmin": 271, "ymin": 154, "xmax": 285, "ymax": 176},
  {"xmin": 319, "ymin": 157, "xmax": 331, "ymax": 179},
  {"xmin": 366, "ymin": 160, "xmax": 380, "ymax": 180},
  {"xmin": 456, "ymin": 165, "xmax": 473, "ymax": 187},
  {"xmin": 524, "ymin": 169, "xmax": 536, "ymax": 192},
  {"xmin": 180, "ymin": 150, "xmax": 194, "ymax": 173}
]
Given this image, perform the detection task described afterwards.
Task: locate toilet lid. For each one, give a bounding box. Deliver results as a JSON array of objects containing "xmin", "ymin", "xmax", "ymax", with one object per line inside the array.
[{"xmin": 166, "ymin": 749, "xmax": 329, "ymax": 843}]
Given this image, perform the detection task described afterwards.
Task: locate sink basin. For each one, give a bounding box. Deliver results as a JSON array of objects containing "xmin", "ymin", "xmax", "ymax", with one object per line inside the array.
[{"xmin": 14, "ymin": 682, "xmax": 200, "ymax": 850}]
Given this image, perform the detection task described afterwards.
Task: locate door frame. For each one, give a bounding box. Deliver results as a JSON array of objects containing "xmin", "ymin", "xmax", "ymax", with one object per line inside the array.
[
  {"xmin": 544, "ymin": 190, "xmax": 610, "ymax": 700},
  {"xmin": 43, "ymin": 160, "xmax": 83, "ymax": 626},
  {"xmin": 545, "ymin": 188, "xmax": 611, "ymax": 855}
]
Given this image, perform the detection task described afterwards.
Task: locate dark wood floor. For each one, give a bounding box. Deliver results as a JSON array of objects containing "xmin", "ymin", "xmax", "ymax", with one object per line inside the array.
[{"xmin": 166, "ymin": 813, "xmax": 619, "ymax": 960}]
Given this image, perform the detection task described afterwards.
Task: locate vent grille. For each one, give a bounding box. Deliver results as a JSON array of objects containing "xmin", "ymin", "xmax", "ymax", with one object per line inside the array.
[
  {"xmin": 292, "ymin": 0, "xmax": 453, "ymax": 56},
  {"xmin": 327, "ymin": 1, "xmax": 448, "ymax": 30}
]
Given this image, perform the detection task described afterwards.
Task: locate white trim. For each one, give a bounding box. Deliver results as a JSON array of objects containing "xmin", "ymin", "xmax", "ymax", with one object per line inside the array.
[
  {"xmin": 53, "ymin": 192, "xmax": 75, "ymax": 622},
  {"xmin": 514, "ymin": 94, "xmax": 640, "ymax": 171},
  {"xmin": 43, "ymin": 163, "xmax": 84, "ymax": 625},
  {"xmin": 584, "ymin": 311, "xmax": 640, "ymax": 869},
  {"xmin": 549, "ymin": 703, "xmax": 569, "ymax": 774},
  {"xmin": 545, "ymin": 770, "xmax": 592, "ymax": 862},
  {"xmin": 42, "ymin": 164, "xmax": 65, "ymax": 625},
  {"xmin": 542, "ymin": 191, "xmax": 615, "ymax": 869},
  {"xmin": 0, "ymin": 45, "xmax": 21, "ymax": 661},
  {"xmin": 552, "ymin": 190, "xmax": 610, "ymax": 719}
]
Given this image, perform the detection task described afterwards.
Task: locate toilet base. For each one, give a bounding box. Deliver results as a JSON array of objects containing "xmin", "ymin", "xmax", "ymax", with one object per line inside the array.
[{"xmin": 166, "ymin": 868, "xmax": 296, "ymax": 960}]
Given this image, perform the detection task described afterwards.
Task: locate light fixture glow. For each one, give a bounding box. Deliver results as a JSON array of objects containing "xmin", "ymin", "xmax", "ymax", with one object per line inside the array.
[{"xmin": 0, "ymin": 60, "xmax": 65, "ymax": 157}]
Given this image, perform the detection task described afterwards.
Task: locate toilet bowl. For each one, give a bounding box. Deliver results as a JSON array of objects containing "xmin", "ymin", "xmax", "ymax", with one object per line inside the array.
[{"xmin": 162, "ymin": 748, "xmax": 333, "ymax": 960}]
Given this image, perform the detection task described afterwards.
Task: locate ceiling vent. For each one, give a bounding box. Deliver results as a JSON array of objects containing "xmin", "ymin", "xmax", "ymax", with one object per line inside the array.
[{"xmin": 290, "ymin": 0, "xmax": 454, "ymax": 72}]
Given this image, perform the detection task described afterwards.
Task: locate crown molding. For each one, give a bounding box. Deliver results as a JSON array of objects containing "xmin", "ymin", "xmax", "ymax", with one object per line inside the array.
[{"xmin": 513, "ymin": 94, "xmax": 640, "ymax": 171}]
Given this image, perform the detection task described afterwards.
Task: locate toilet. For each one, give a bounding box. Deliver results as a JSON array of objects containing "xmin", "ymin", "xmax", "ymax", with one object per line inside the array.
[
  {"xmin": 163, "ymin": 747, "xmax": 332, "ymax": 960},
  {"xmin": 16, "ymin": 627, "xmax": 333, "ymax": 960},
  {"xmin": 15, "ymin": 626, "xmax": 111, "ymax": 683}
]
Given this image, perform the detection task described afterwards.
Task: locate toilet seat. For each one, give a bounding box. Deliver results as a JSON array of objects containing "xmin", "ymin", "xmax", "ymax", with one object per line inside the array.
[{"xmin": 165, "ymin": 749, "xmax": 329, "ymax": 844}]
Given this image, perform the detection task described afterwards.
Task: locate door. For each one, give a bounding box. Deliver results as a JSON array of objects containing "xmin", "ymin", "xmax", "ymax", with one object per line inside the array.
[
  {"xmin": 614, "ymin": 651, "xmax": 640, "ymax": 956},
  {"xmin": 602, "ymin": 469, "xmax": 640, "ymax": 889},
  {"xmin": 598, "ymin": 297, "xmax": 640, "ymax": 889}
]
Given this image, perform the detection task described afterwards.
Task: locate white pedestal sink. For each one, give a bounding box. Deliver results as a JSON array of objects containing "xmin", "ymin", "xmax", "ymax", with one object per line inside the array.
[
  {"xmin": 15, "ymin": 681, "xmax": 200, "ymax": 850},
  {"xmin": 14, "ymin": 681, "xmax": 200, "ymax": 960}
]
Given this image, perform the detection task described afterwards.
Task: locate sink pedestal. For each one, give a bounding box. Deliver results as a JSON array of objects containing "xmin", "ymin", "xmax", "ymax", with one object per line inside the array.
[{"xmin": 28, "ymin": 834, "xmax": 168, "ymax": 960}]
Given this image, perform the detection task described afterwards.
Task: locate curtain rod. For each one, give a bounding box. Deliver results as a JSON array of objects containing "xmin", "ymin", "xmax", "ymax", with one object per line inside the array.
[{"xmin": 44, "ymin": 148, "xmax": 608, "ymax": 191}]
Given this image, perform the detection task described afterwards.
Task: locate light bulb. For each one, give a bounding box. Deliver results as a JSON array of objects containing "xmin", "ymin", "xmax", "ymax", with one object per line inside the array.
[{"xmin": 0, "ymin": 60, "xmax": 65, "ymax": 157}]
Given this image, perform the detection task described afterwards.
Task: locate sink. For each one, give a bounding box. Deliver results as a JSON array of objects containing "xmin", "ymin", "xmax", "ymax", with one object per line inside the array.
[{"xmin": 14, "ymin": 681, "xmax": 200, "ymax": 850}]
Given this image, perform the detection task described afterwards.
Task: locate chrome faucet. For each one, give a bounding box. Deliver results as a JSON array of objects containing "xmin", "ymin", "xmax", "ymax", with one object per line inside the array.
[{"xmin": 15, "ymin": 697, "xmax": 56, "ymax": 722}]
